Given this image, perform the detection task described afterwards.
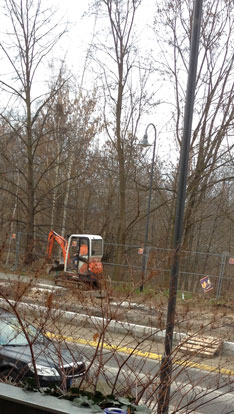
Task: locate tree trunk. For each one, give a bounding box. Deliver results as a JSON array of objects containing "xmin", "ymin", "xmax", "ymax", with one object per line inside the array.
[{"xmin": 24, "ymin": 84, "xmax": 35, "ymax": 264}]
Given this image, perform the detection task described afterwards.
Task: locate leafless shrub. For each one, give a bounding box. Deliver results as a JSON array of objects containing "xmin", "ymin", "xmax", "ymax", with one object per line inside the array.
[{"xmin": 0, "ymin": 267, "xmax": 233, "ymax": 413}]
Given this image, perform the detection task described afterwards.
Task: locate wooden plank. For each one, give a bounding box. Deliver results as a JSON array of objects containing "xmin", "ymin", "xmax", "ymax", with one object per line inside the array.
[
  {"xmin": 181, "ymin": 344, "xmax": 217, "ymax": 350},
  {"xmin": 181, "ymin": 341, "xmax": 223, "ymax": 348},
  {"xmin": 180, "ymin": 346, "xmax": 214, "ymax": 353},
  {"xmin": 188, "ymin": 338, "xmax": 222, "ymax": 345},
  {"xmin": 180, "ymin": 349, "xmax": 215, "ymax": 357},
  {"xmin": 185, "ymin": 338, "xmax": 220, "ymax": 345},
  {"xmin": 187, "ymin": 334, "xmax": 223, "ymax": 344},
  {"xmin": 183, "ymin": 342, "xmax": 221, "ymax": 349}
]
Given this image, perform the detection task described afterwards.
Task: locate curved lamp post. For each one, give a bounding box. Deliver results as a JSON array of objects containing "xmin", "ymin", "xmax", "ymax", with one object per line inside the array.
[{"xmin": 140, "ymin": 123, "xmax": 157, "ymax": 292}]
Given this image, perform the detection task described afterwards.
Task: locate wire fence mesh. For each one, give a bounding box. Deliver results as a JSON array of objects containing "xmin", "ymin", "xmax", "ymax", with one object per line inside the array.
[{"xmin": 1, "ymin": 232, "xmax": 234, "ymax": 298}]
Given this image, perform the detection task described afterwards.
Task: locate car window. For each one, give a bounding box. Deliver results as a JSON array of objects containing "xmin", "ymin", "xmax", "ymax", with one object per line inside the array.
[{"xmin": 0, "ymin": 318, "xmax": 45, "ymax": 346}]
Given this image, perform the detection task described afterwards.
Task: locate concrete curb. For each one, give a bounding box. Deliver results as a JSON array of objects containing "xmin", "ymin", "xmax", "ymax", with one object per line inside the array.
[
  {"xmin": 0, "ymin": 382, "xmax": 92, "ymax": 414},
  {"xmin": 1, "ymin": 298, "xmax": 234, "ymax": 356}
]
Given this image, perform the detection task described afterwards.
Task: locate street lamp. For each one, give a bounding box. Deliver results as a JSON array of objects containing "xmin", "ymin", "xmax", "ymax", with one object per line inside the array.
[{"xmin": 139, "ymin": 123, "xmax": 157, "ymax": 292}]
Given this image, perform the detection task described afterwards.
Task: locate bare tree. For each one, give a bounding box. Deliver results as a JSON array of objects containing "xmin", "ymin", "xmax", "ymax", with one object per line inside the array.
[
  {"xmin": 89, "ymin": 0, "xmax": 159, "ymax": 275},
  {"xmin": 154, "ymin": 0, "xmax": 234, "ymax": 259},
  {"xmin": 0, "ymin": 268, "xmax": 234, "ymax": 413},
  {"xmin": 0, "ymin": 0, "xmax": 67, "ymax": 263}
]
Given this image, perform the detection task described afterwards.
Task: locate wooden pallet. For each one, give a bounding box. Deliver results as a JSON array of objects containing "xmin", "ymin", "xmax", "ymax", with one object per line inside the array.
[{"xmin": 179, "ymin": 333, "xmax": 223, "ymax": 358}]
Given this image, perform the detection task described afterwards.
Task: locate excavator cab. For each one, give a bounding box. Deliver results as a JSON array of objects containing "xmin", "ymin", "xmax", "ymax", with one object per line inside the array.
[{"xmin": 65, "ymin": 234, "xmax": 103, "ymax": 273}]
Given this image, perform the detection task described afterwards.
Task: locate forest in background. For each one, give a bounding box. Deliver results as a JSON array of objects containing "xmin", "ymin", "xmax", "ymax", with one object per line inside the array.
[{"xmin": 0, "ymin": 0, "xmax": 233, "ymax": 277}]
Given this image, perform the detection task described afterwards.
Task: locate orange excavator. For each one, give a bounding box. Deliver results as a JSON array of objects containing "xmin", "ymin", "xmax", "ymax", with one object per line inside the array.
[{"xmin": 46, "ymin": 230, "xmax": 104, "ymax": 289}]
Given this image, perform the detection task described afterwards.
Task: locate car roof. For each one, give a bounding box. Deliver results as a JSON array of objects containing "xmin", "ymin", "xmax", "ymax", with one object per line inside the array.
[{"xmin": 0, "ymin": 308, "xmax": 14, "ymax": 318}]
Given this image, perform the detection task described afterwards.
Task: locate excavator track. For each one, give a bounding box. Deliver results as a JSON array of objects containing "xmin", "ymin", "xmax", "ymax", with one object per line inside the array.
[{"xmin": 54, "ymin": 271, "xmax": 101, "ymax": 290}]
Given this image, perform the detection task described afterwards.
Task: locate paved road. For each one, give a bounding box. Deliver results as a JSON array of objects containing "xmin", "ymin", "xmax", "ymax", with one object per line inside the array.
[
  {"xmin": 69, "ymin": 339, "xmax": 234, "ymax": 413},
  {"xmin": 1, "ymin": 272, "xmax": 234, "ymax": 413}
]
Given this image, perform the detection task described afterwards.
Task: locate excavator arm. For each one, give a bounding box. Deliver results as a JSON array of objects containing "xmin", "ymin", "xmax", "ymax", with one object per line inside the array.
[{"xmin": 46, "ymin": 230, "xmax": 68, "ymax": 263}]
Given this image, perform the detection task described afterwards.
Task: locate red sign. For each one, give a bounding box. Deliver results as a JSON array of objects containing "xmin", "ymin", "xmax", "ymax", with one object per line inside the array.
[{"xmin": 229, "ymin": 258, "xmax": 234, "ymax": 265}]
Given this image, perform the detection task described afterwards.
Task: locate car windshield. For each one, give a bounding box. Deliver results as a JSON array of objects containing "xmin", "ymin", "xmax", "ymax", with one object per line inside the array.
[{"xmin": 0, "ymin": 318, "xmax": 45, "ymax": 346}]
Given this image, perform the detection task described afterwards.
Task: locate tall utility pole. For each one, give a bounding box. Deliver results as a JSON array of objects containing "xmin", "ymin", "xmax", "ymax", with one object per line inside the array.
[{"xmin": 157, "ymin": 1, "xmax": 203, "ymax": 413}]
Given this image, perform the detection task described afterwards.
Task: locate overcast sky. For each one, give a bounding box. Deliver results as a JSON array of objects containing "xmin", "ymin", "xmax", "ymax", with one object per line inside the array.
[
  {"xmin": 51, "ymin": 0, "xmax": 156, "ymax": 74},
  {"xmin": 49, "ymin": 0, "xmax": 171, "ymax": 154},
  {"xmin": 0, "ymin": 0, "xmax": 176, "ymax": 159}
]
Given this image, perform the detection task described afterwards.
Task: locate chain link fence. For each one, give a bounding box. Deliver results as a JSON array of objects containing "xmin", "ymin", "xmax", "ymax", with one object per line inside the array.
[
  {"xmin": 1, "ymin": 232, "xmax": 234, "ymax": 299},
  {"xmin": 102, "ymin": 242, "xmax": 233, "ymax": 299}
]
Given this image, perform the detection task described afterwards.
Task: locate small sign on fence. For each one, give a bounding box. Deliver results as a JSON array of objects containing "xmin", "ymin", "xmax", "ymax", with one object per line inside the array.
[
  {"xmin": 11, "ymin": 233, "xmax": 16, "ymax": 239},
  {"xmin": 138, "ymin": 247, "xmax": 144, "ymax": 255},
  {"xmin": 229, "ymin": 258, "xmax": 234, "ymax": 265},
  {"xmin": 200, "ymin": 276, "xmax": 213, "ymax": 294}
]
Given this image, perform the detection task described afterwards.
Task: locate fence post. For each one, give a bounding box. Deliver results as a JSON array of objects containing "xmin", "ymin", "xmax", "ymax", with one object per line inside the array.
[
  {"xmin": 145, "ymin": 246, "xmax": 150, "ymax": 278},
  {"xmin": 216, "ymin": 252, "xmax": 227, "ymax": 300},
  {"xmin": 5, "ymin": 233, "xmax": 14, "ymax": 266},
  {"xmin": 14, "ymin": 232, "xmax": 22, "ymax": 271}
]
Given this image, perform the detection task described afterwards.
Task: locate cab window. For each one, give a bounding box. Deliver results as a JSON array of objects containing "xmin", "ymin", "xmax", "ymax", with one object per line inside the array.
[{"xmin": 91, "ymin": 240, "xmax": 103, "ymax": 256}]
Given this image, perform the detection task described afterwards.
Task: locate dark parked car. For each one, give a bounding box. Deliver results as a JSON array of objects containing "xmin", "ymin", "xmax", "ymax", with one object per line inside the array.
[{"xmin": 0, "ymin": 309, "xmax": 86, "ymax": 388}]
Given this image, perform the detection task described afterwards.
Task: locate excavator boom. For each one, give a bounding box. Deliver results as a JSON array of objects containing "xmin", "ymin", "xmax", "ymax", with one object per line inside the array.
[{"xmin": 46, "ymin": 230, "xmax": 68, "ymax": 263}]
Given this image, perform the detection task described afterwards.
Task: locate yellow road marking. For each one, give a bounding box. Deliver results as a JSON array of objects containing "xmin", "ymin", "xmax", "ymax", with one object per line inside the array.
[{"xmin": 46, "ymin": 332, "xmax": 234, "ymax": 377}]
